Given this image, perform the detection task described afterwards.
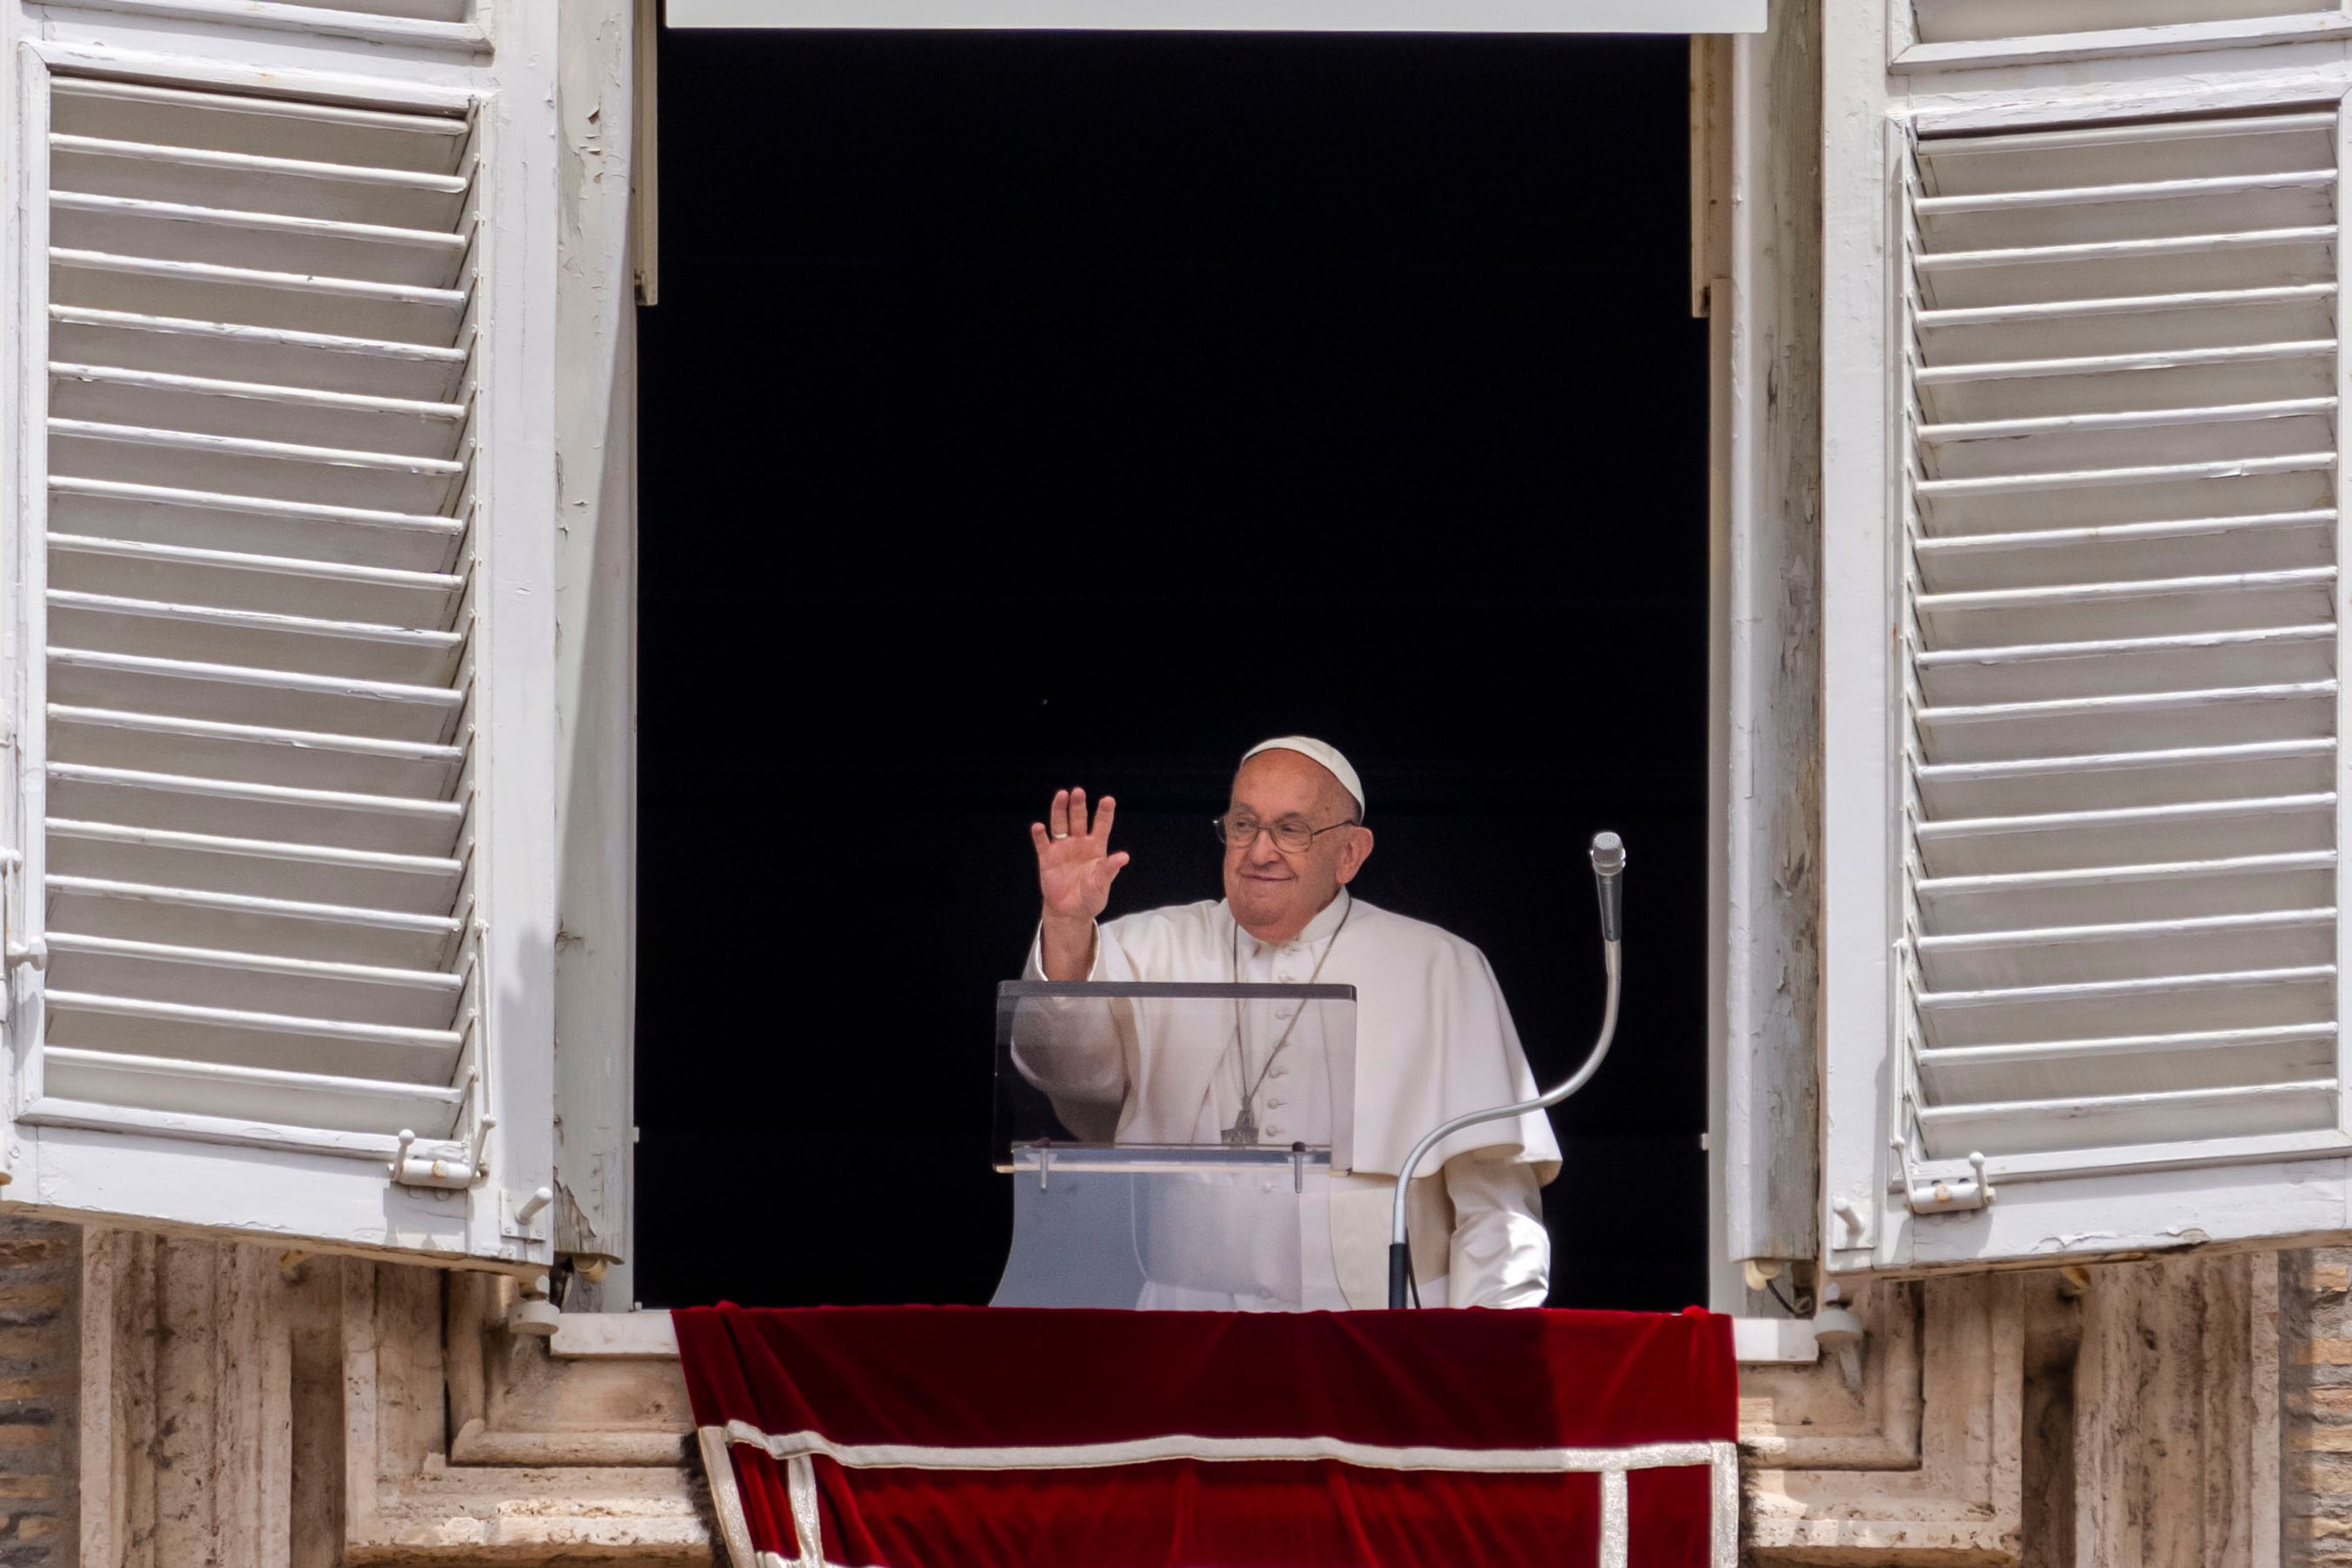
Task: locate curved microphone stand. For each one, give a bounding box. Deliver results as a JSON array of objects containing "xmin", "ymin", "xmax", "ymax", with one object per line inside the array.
[{"xmin": 1387, "ymin": 832, "xmax": 1625, "ymax": 1310}]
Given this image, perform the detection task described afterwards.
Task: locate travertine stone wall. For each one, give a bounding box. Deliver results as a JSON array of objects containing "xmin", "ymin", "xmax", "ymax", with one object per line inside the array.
[
  {"xmin": 2285, "ymin": 1248, "xmax": 2352, "ymax": 1565},
  {"xmin": 0, "ymin": 1218, "xmax": 75, "ymax": 1568},
  {"xmin": 12, "ymin": 1220, "xmax": 2345, "ymax": 1566},
  {"xmin": 72, "ymin": 1227, "xmax": 707, "ymax": 1567},
  {"xmin": 2072, "ymin": 1252, "xmax": 2276, "ymax": 1568}
]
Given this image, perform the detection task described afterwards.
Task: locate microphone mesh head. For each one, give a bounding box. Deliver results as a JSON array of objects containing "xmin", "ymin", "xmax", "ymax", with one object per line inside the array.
[{"xmin": 1589, "ymin": 831, "xmax": 1626, "ymax": 875}]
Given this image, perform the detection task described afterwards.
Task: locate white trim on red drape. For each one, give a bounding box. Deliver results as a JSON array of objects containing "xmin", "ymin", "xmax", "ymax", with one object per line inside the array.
[
  {"xmin": 699, "ymin": 1425, "xmax": 761, "ymax": 1566},
  {"xmin": 715, "ymin": 1418, "xmax": 1725, "ymax": 1474},
  {"xmin": 693, "ymin": 1423, "xmax": 1743, "ymax": 1568}
]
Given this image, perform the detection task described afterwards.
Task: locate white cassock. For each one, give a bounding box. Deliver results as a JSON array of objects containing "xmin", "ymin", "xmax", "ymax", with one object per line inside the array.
[{"xmin": 1019, "ymin": 890, "xmax": 1559, "ymax": 1309}]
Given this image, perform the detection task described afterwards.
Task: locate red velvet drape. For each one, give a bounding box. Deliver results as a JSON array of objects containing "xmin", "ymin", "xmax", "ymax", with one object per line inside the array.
[{"xmin": 675, "ymin": 1304, "xmax": 1736, "ymax": 1568}]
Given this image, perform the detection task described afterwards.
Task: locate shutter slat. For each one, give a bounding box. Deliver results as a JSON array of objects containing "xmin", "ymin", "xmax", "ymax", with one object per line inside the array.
[
  {"xmin": 1917, "ymin": 736, "xmax": 2335, "ymax": 816},
  {"xmin": 47, "ymin": 647, "xmax": 463, "ymax": 741},
  {"xmin": 49, "ymin": 247, "xmax": 467, "ymax": 309},
  {"xmin": 50, "ymin": 363, "xmax": 467, "ymax": 456},
  {"xmin": 47, "ymin": 706, "xmax": 462, "ymax": 798},
  {"xmin": 50, "ymin": 306, "xmax": 468, "ymax": 400},
  {"xmin": 1916, "ymin": 678, "xmax": 2336, "ymax": 760},
  {"xmin": 1915, "ymin": 905, "xmax": 2336, "ymax": 989},
  {"xmin": 46, "ymin": 932, "xmax": 459, "ymax": 1032},
  {"xmin": 49, "ymin": 195, "xmax": 468, "ymax": 295},
  {"xmin": 48, "ymin": 817, "xmax": 461, "ymax": 914},
  {"xmin": 48, "ymin": 418, "xmax": 464, "ymax": 476},
  {"xmin": 1914, "ymin": 624, "xmax": 2335, "ymax": 706},
  {"xmin": 1912, "ymin": 339, "xmax": 2332, "ymax": 382},
  {"xmin": 1918, "ymin": 399, "xmax": 2337, "ymax": 481},
  {"xmin": 49, "ymin": 589, "xmax": 464, "ymax": 648},
  {"xmin": 1915, "ymin": 169, "xmax": 2338, "ymax": 217},
  {"xmin": 50, "ymin": 135, "xmax": 469, "ymax": 232},
  {"xmin": 42, "ymin": 1048, "xmax": 465, "ymax": 1137},
  {"xmin": 44, "ymin": 874, "xmax": 461, "ymax": 932},
  {"xmin": 1911, "ymin": 1, "xmax": 2339, "ymax": 51},
  {"xmin": 47, "ymin": 989, "xmax": 459, "ymax": 1052},
  {"xmin": 50, "ymin": 80, "xmax": 471, "ymax": 167},
  {"xmin": 51, "ymin": 534, "xmax": 462, "ymax": 628},
  {"xmin": 1918, "ymin": 849, "xmax": 2335, "ymax": 930},
  {"xmin": 1913, "ymin": 791, "xmax": 2335, "ymax": 875},
  {"xmin": 50, "ymin": 249, "xmax": 467, "ymax": 343},
  {"xmin": 1914, "ymin": 511, "xmax": 2335, "ymax": 591},
  {"xmin": 1912, "ymin": 1079, "xmax": 2339, "ymax": 1155},
  {"xmin": 1915, "ymin": 342, "xmax": 2335, "ymax": 422},
  {"xmin": 47, "ymin": 763, "xmax": 463, "ymax": 861},
  {"xmin": 1915, "ymin": 111, "xmax": 2339, "ymax": 173},
  {"xmin": 1916, "ymin": 964, "xmax": 2336, "ymax": 1052},
  {"xmin": 1917, "ymin": 568, "xmax": 2337, "ymax": 645},
  {"xmin": 49, "ymin": 477, "xmax": 464, "ymax": 575},
  {"xmin": 1897, "ymin": 108, "xmax": 2347, "ymax": 1164},
  {"xmin": 1913, "ymin": 228, "xmax": 2337, "ymax": 311},
  {"xmin": 34, "ymin": 82, "xmax": 483, "ymax": 1152},
  {"xmin": 1920, "ymin": 1022, "xmax": 2337, "ymax": 1101},
  {"xmin": 47, "ymin": 875, "xmax": 461, "ymax": 970}
]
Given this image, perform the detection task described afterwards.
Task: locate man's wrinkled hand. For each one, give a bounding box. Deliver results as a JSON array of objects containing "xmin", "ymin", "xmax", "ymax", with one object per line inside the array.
[{"xmin": 1031, "ymin": 787, "xmax": 1130, "ymax": 925}]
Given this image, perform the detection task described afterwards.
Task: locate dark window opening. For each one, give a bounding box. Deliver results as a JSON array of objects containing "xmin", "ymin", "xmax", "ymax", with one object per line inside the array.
[{"xmin": 636, "ymin": 29, "xmax": 1708, "ymax": 1311}]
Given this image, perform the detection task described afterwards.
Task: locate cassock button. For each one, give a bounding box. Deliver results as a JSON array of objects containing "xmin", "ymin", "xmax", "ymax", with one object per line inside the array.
[
  {"xmin": 1267, "ymin": 1098, "xmax": 1286, "ymax": 1110},
  {"xmin": 1257, "ymin": 1287, "xmax": 1275, "ymax": 1300},
  {"xmin": 1265, "ymin": 1123, "xmax": 1285, "ymax": 1138}
]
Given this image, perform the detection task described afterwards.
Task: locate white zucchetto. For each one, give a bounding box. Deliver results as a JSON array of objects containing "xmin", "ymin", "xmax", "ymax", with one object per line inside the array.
[{"xmin": 1241, "ymin": 736, "xmax": 1366, "ymax": 819}]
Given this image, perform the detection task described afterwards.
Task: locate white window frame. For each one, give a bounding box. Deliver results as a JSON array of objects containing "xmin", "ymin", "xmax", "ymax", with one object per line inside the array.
[{"xmin": 0, "ymin": 13, "xmax": 558, "ymax": 1267}]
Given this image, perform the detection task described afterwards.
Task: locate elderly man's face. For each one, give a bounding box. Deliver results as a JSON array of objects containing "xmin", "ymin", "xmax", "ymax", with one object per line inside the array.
[{"xmin": 1223, "ymin": 749, "xmax": 1374, "ymax": 945}]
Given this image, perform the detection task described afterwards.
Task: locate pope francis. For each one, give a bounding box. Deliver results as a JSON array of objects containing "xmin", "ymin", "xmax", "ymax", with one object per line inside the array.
[{"xmin": 1020, "ymin": 736, "xmax": 1560, "ymax": 1310}]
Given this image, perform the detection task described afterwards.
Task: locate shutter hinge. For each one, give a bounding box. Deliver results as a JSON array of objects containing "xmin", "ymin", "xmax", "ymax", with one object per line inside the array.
[{"xmin": 1894, "ymin": 1140, "xmax": 1996, "ymax": 1215}]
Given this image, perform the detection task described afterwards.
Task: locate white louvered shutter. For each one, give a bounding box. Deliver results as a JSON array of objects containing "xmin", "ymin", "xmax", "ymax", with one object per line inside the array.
[
  {"xmin": 1823, "ymin": 91, "xmax": 2352, "ymax": 1270},
  {"xmin": 0, "ymin": 10, "xmax": 557, "ymax": 1265}
]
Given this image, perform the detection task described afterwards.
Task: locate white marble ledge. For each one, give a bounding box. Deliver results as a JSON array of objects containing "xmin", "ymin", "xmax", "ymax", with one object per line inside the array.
[
  {"xmin": 551, "ymin": 1309, "xmax": 680, "ymax": 1358},
  {"xmin": 1732, "ymin": 1315, "xmax": 1820, "ymax": 1365},
  {"xmin": 552, "ymin": 1308, "xmax": 1822, "ymax": 1365}
]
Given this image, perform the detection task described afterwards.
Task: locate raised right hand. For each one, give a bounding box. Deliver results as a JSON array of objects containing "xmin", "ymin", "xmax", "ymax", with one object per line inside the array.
[{"xmin": 1031, "ymin": 786, "xmax": 1131, "ymax": 924}]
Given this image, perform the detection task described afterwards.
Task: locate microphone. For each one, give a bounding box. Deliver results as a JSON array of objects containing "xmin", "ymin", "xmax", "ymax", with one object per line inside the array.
[
  {"xmin": 1589, "ymin": 831, "xmax": 1625, "ymax": 944},
  {"xmin": 1388, "ymin": 829, "xmax": 1628, "ymax": 1306}
]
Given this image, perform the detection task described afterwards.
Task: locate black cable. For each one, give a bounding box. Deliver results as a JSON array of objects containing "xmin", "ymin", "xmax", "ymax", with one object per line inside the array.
[
  {"xmin": 1764, "ymin": 1275, "xmax": 1798, "ymax": 1317},
  {"xmin": 1409, "ymin": 1263, "xmax": 1422, "ymax": 1310}
]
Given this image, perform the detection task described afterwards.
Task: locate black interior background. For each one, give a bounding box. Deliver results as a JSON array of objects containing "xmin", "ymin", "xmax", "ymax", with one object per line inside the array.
[{"xmin": 634, "ymin": 28, "xmax": 1709, "ymax": 1310}]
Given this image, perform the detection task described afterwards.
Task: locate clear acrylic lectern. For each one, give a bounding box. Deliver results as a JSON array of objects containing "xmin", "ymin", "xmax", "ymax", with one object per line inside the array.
[{"xmin": 990, "ymin": 980, "xmax": 1357, "ymax": 1310}]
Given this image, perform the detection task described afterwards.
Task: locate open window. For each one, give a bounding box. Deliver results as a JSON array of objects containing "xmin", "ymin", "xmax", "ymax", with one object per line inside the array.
[{"xmin": 0, "ymin": 13, "xmax": 558, "ymax": 1267}]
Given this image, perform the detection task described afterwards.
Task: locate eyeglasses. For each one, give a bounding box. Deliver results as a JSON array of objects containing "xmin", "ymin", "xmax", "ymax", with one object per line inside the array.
[{"xmin": 1213, "ymin": 811, "xmax": 1359, "ymax": 854}]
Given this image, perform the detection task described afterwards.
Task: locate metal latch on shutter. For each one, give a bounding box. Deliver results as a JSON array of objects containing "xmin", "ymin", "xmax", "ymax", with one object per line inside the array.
[
  {"xmin": 391, "ymin": 1069, "xmax": 492, "ymax": 1190},
  {"xmin": 1894, "ymin": 1140, "xmax": 1995, "ymax": 1215},
  {"xmin": 390, "ymin": 1122, "xmax": 490, "ymax": 1189},
  {"xmin": 391, "ymin": 917, "xmax": 491, "ymax": 1191},
  {"xmin": 0, "ymin": 850, "xmax": 40, "ymax": 974}
]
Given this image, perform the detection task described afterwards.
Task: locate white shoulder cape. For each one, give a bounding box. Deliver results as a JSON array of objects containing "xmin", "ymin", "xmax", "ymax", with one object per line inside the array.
[{"xmin": 1070, "ymin": 897, "xmax": 1562, "ymax": 1184}]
